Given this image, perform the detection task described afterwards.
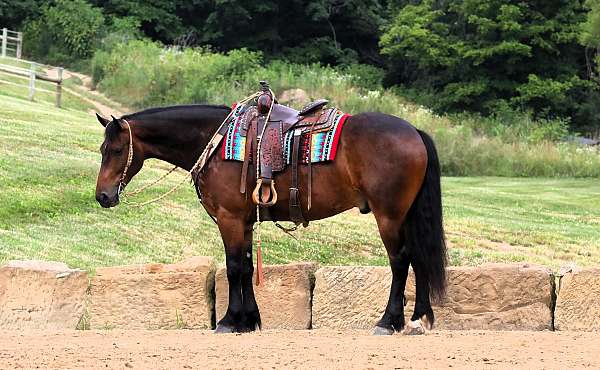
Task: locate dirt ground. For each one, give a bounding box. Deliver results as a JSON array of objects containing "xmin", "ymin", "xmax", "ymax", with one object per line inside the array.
[{"xmin": 0, "ymin": 329, "xmax": 598, "ymax": 369}]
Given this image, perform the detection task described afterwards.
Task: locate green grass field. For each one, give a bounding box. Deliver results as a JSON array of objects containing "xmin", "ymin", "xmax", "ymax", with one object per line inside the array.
[{"xmin": 1, "ymin": 92, "xmax": 599, "ymax": 272}]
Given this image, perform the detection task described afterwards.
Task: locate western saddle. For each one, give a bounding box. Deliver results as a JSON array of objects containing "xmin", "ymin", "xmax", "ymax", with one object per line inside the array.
[{"xmin": 239, "ymin": 81, "xmax": 337, "ymax": 225}]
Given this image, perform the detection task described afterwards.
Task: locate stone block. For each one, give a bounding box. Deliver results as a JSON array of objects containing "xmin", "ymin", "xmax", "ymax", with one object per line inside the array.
[
  {"xmin": 555, "ymin": 267, "xmax": 600, "ymax": 331},
  {"xmin": 279, "ymin": 89, "xmax": 310, "ymax": 107},
  {"xmin": 215, "ymin": 263, "xmax": 316, "ymax": 329},
  {"xmin": 312, "ymin": 264, "xmax": 554, "ymax": 331},
  {"xmin": 0, "ymin": 260, "xmax": 88, "ymax": 329},
  {"xmin": 89, "ymin": 256, "xmax": 215, "ymax": 329}
]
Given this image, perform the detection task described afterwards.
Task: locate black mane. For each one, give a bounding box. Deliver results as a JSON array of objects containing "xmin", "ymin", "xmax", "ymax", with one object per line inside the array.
[
  {"xmin": 103, "ymin": 104, "xmax": 231, "ymax": 142},
  {"xmin": 122, "ymin": 104, "xmax": 230, "ymax": 121}
]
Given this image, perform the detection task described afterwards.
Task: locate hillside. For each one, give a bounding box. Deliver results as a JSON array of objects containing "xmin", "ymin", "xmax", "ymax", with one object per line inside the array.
[{"xmin": 0, "ymin": 82, "xmax": 599, "ymax": 272}]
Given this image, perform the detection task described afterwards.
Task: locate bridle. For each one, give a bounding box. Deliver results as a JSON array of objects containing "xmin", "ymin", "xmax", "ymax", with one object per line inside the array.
[{"xmin": 116, "ymin": 118, "xmax": 134, "ymax": 195}]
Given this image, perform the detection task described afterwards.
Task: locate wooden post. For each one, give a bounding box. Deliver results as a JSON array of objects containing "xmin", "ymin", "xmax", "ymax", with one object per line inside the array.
[
  {"xmin": 28, "ymin": 62, "xmax": 36, "ymax": 101},
  {"xmin": 56, "ymin": 67, "xmax": 63, "ymax": 108},
  {"xmin": 16, "ymin": 32, "xmax": 22, "ymax": 59},
  {"xmin": 1, "ymin": 28, "xmax": 7, "ymax": 58}
]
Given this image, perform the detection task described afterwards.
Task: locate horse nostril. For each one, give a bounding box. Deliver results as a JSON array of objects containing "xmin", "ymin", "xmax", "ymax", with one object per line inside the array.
[{"xmin": 97, "ymin": 192, "xmax": 109, "ymax": 204}]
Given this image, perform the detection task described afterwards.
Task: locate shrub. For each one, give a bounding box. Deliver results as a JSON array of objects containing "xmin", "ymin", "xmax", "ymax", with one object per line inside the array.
[
  {"xmin": 91, "ymin": 40, "xmax": 600, "ymax": 178},
  {"xmin": 23, "ymin": 0, "xmax": 104, "ymax": 65}
]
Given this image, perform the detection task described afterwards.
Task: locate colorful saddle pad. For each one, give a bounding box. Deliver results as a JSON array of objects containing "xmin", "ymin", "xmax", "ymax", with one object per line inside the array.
[{"xmin": 222, "ymin": 104, "xmax": 350, "ymax": 164}]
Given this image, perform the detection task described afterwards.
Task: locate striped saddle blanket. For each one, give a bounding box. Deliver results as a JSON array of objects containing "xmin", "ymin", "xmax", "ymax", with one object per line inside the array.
[{"xmin": 222, "ymin": 103, "xmax": 350, "ymax": 165}]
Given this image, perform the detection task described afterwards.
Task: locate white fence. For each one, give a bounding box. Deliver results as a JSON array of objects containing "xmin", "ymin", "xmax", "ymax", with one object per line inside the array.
[
  {"xmin": 0, "ymin": 59, "xmax": 64, "ymax": 107},
  {"xmin": 1, "ymin": 28, "xmax": 22, "ymax": 59}
]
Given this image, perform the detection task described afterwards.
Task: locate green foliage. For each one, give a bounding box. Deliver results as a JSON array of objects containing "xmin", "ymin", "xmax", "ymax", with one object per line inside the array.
[
  {"xmin": 341, "ymin": 63, "xmax": 385, "ymax": 90},
  {"xmin": 22, "ymin": 0, "xmax": 104, "ymax": 65},
  {"xmin": 91, "ymin": 40, "xmax": 600, "ymax": 178},
  {"xmin": 89, "ymin": 0, "xmax": 185, "ymax": 41},
  {"xmin": 0, "ymin": 0, "xmax": 40, "ymax": 29},
  {"xmin": 280, "ymin": 37, "xmax": 359, "ymax": 66},
  {"xmin": 91, "ymin": 40, "xmax": 263, "ymax": 107},
  {"xmin": 381, "ymin": 0, "xmax": 597, "ymax": 131},
  {"xmin": 177, "ymin": 0, "xmax": 384, "ymax": 65},
  {"xmin": 581, "ymin": 0, "xmax": 600, "ymax": 48},
  {"xmin": 11, "ymin": 0, "xmax": 600, "ymax": 133},
  {"xmin": 454, "ymin": 103, "xmax": 570, "ymax": 144}
]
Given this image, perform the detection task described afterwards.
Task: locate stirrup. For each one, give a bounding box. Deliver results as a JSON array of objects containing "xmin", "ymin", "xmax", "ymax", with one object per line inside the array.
[{"xmin": 252, "ymin": 178, "xmax": 278, "ymax": 206}]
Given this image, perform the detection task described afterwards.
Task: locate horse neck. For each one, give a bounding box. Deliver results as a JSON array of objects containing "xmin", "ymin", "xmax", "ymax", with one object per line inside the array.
[{"xmin": 131, "ymin": 107, "xmax": 229, "ymax": 171}]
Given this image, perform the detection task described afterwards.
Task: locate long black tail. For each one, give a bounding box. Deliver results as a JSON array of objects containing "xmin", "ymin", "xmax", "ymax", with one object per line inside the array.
[{"xmin": 405, "ymin": 129, "xmax": 448, "ymax": 303}]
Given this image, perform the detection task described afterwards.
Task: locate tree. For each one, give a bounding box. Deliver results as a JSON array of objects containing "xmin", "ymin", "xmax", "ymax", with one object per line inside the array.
[
  {"xmin": 579, "ymin": 0, "xmax": 600, "ymax": 133},
  {"xmin": 380, "ymin": 0, "xmax": 596, "ymax": 131},
  {"xmin": 581, "ymin": 0, "xmax": 600, "ymax": 76},
  {"xmin": 581, "ymin": 0, "xmax": 600, "ymax": 49},
  {"xmin": 174, "ymin": 0, "xmax": 385, "ymax": 65},
  {"xmin": 0, "ymin": 0, "xmax": 42, "ymax": 30},
  {"xmin": 90, "ymin": 0, "xmax": 186, "ymax": 42},
  {"xmin": 23, "ymin": 0, "xmax": 105, "ymax": 64}
]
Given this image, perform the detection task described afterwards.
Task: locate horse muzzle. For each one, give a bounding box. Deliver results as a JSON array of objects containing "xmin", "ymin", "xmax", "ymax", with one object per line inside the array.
[{"xmin": 96, "ymin": 191, "xmax": 120, "ymax": 208}]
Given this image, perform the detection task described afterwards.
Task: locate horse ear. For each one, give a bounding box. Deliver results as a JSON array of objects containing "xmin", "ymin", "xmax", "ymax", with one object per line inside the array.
[
  {"xmin": 110, "ymin": 115, "xmax": 125, "ymax": 129},
  {"xmin": 96, "ymin": 113, "xmax": 110, "ymax": 127}
]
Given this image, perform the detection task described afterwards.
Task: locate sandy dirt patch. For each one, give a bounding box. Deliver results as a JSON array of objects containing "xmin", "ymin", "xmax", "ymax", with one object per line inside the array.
[{"xmin": 0, "ymin": 329, "xmax": 598, "ymax": 369}]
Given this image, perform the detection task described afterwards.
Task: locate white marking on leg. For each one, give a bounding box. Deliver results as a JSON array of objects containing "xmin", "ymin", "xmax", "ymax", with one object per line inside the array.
[
  {"xmin": 403, "ymin": 319, "xmax": 425, "ymax": 335},
  {"xmin": 421, "ymin": 314, "xmax": 432, "ymax": 330}
]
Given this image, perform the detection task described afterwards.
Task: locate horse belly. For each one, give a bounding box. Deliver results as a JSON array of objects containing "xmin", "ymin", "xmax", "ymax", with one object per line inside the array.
[{"xmin": 268, "ymin": 157, "xmax": 358, "ymax": 221}]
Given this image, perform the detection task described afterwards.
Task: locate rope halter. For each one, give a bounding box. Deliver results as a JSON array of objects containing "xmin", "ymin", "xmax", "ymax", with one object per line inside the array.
[{"xmin": 116, "ymin": 118, "xmax": 134, "ymax": 195}]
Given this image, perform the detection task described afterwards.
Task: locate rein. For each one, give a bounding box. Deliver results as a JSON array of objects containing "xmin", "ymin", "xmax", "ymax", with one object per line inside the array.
[
  {"xmin": 116, "ymin": 119, "xmax": 187, "ymax": 208},
  {"xmin": 115, "ymin": 92, "xmax": 261, "ymax": 208},
  {"xmin": 112, "ymin": 90, "xmax": 277, "ymax": 287}
]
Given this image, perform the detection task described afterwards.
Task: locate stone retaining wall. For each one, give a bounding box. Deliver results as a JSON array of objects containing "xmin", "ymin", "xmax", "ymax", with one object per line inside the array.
[
  {"xmin": 312, "ymin": 264, "xmax": 554, "ymax": 330},
  {"xmin": 1, "ymin": 259, "xmax": 599, "ymax": 331}
]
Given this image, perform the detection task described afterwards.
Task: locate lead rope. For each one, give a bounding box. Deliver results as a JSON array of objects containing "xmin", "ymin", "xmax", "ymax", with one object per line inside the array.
[
  {"xmin": 253, "ymin": 88, "xmax": 276, "ymax": 286},
  {"xmin": 118, "ymin": 92, "xmax": 261, "ymax": 208},
  {"xmin": 124, "ymin": 165, "xmax": 179, "ymax": 197},
  {"xmin": 255, "ymin": 207, "xmax": 264, "ymax": 286},
  {"xmin": 116, "ymin": 91, "xmax": 270, "ymax": 285}
]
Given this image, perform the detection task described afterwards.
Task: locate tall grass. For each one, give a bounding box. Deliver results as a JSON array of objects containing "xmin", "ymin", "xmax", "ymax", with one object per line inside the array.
[{"xmin": 91, "ymin": 40, "xmax": 600, "ymax": 177}]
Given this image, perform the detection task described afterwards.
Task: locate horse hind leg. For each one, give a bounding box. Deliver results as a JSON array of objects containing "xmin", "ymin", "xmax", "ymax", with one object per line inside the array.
[
  {"xmin": 403, "ymin": 261, "xmax": 433, "ymax": 335},
  {"xmin": 373, "ymin": 215, "xmax": 433, "ymax": 336},
  {"xmin": 372, "ymin": 214, "xmax": 410, "ymax": 335}
]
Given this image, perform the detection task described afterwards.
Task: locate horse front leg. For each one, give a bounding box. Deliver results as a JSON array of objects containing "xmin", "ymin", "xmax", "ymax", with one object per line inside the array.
[
  {"xmin": 215, "ymin": 215, "xmax": 247, "ymax": 333},
  {"xmin": 241, "ymin": 227, "xmax": 261, "ymax": 330},
  {"xmin": 215, "ymin": 215, "xmax": 255, "ymax": 333}
]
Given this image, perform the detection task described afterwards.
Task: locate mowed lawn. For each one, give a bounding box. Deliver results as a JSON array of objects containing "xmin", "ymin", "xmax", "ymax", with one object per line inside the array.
[{"xmin": 1, "ymin": 93, "xmax": 599, "ymax": 272}]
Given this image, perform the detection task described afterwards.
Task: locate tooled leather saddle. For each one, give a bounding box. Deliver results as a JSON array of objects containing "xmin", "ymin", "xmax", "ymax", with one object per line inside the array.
[{"xmin": 239, "ymin": 81, "xmax": 338, "ymax": 225}]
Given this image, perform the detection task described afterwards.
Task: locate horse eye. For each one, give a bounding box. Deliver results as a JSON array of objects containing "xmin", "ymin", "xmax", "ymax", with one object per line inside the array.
[{"xmin": 114, "ymin": 148, "xmax": 123, "ymax": 155}]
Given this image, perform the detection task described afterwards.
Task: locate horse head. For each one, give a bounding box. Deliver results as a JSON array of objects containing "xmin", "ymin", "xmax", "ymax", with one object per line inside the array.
[{"xmin": 95, "ymin": 113, "xmax": 143, "ymax": 208}]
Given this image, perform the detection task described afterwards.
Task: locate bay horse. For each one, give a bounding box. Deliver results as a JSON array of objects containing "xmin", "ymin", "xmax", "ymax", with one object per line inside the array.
[{"xmin": 94, "ymin": 103, "xmax": 447, "ymax": 335}]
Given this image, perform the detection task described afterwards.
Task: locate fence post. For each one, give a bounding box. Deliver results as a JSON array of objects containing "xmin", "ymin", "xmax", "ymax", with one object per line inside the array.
[
  {"xmin": 1, "ymin": 28, "xmax": 7, "ymax": 58},
  {"xmin": 16, "ymin": 32, "xmax": 22, "ymax": 59},
  {"xmin": 28, "ymin": 62, "xmax": 36, "ymax": 101},
  {"xmin": 56, "ymin": 67, "xmax": 63, "ymax": 108}
]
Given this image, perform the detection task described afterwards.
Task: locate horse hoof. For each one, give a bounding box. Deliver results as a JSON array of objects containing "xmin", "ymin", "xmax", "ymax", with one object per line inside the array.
[
  {"xmin": 403, "ymin": 319, "xmax": 425, "ymax": 336},
  {"xmin": 214, "ymin": 324, "xmax": 235, "ymax": 334},
  {"xmin": 421, "ymin": 314, "xmax": 433, "ymax": 330},
  {"xmin": 372, "ymin": 326, "xmax": 394, "ymax": 336}
]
